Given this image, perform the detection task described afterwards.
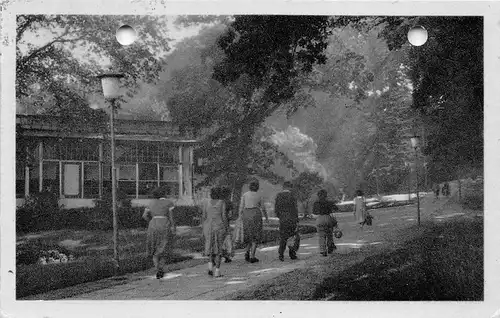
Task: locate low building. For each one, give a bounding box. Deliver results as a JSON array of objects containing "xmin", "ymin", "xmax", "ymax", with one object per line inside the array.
[{"xmin": 16, "ymin": 114, "xmax": 200, "ymax": 209}]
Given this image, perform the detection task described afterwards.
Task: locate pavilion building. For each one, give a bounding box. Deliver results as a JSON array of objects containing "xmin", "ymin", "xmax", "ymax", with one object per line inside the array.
[{"xmin": 15, "ymin": 114, "xmax": 200, "ymax": 209}]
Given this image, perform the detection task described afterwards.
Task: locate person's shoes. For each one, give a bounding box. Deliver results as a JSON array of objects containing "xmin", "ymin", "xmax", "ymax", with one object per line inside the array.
[
  {"xmin": 328, "ymin": 245, "xmax": 337, "ymax": 254},
  {"xmin": 245, "ymin": 252, "xmax": 250, "ymax": 262},
  {"xmin": 279, "ymin": 255, "xmax": 284, "ymax": 262},
  {"xmin": 224, "ymin": 257, "xmax": 232, "ymax": 263},
  {"xmin": 321, "ymin": 252, "xmax": 328, "ymax": 257},
  {"xmin": 250, "ymin": 257, "xmax": 259, "ymax": 263},
  {"xmin": 214, "ymin": 269, "xmax": 222, "ymax": 278},
  {"xmin": 208, "ymin": 270, "xmax": 213, "ymax": 276},
  {"xmin": 289, "ymin": 250, "xmax": 298, "ymax": 260}
]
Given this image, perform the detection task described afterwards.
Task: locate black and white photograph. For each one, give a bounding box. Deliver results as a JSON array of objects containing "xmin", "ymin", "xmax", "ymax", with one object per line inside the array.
[{"xmin": 1, "ymin": 1, "xmax": 499, "ymax": 317}]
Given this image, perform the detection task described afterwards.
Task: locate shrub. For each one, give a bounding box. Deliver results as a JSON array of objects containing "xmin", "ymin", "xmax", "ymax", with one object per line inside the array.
[{"xmin": 17, "ymin": 191, "xmax": 61, "ymax": 233}]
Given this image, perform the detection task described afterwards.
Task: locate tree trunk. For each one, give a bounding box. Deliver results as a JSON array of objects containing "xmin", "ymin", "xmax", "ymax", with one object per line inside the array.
[{"xmin": 232, "ymin": 128, "xmax": 253, "ymax": 211}]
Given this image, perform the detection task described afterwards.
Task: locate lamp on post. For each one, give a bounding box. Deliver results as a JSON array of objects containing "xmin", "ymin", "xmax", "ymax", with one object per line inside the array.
[
  {"xmin": 410, "ymin": 135, "xmax": 421, "ymax": 226},
  {"xmin": 97, "ymin": 71, "xmax": 124, "ymax": 276}
]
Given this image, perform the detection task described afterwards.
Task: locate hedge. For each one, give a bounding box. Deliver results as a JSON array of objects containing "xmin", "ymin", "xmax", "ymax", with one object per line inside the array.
[{"xmin": 17, "ymin": 204, "xmax": 201, "ymax": 234}]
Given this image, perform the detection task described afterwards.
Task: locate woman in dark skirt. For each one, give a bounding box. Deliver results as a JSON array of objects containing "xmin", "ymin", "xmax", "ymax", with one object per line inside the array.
[
  {"xmin": 238, "ymin": 179, "xmax": 269, "ymax": 263},
  {"xmin": 142, "ymin": 187, "xmax": 176, "ymax": 279}
]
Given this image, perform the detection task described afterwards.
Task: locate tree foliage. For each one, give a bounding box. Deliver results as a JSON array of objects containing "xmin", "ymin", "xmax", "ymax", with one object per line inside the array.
[
  {"xmin": 372, "ymin": 16, "xmax": 483, "ymax": 181},
  {"xmin": 291, "ymin": 171, "xmax": 324, "ymax": 216},
  {"xmin": 16, "ymin": 15, "xmax": 171, "ymax": 115}
]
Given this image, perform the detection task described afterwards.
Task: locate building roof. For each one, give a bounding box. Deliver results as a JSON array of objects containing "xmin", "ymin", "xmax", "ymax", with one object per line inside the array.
[{"xmin": 16, "ymin": 114, "xmax": 200, "ymax": 143}]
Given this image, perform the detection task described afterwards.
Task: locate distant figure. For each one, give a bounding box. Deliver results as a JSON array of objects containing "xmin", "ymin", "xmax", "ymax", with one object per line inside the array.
[
  {"xmin": 201, "ymin": 187, "xmax": 228, "ymax": 278},
  {"xmin": 434, "ymin": 183, "xmax": 440, "ymax": 199},
  {"xmin": 274, "ymin": 181, "xmax": 300, "ymax": 262},
  {"xmin": 220, "ymin": 186, "xmax": 234, "ymax": 263},
  {"xmin": 353, "ymin": 189, "xmax": 367, "ymax": 229},
  {"xmin": 239, "ymin": 179, "xmax": 269, "ymax": 263},
  {"xmin": 442, "ymin": 182, "xmax": 450, "ymax": 197},
  {"xmin": 142, "ymin": 187, "xmax": 176, "ymax": 279},
  {"xmin": 313, "ymin": 189, "xmax": 339, "ymax": 257}
]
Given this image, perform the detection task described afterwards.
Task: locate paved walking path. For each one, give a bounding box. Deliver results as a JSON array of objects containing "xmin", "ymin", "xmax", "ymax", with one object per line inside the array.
[{"xmin": 54, "ymin": 191, "xmax": 473, "ymax": 301}]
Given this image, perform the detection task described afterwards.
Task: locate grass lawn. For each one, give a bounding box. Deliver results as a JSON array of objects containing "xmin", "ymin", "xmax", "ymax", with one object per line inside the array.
[
  {"xmin": 223, "ymin": 217, "xmax": 483, "ymax": 300},
  {"xmin": 16, "ymin": 218, "xmax": 316, "ymax": 298}
]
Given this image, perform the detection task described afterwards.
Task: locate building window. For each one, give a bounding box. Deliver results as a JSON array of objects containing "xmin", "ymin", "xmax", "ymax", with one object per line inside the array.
[
  {"xmin": 102, "ymin": 164, "xmax": 112, "ymax": 196},
  {"xmin": 160, "ymin": 166, "xmax": 178, "ymax": 181},
  {"xmin": 43, "ymin": 161, "xmax": 60, "ymax": 195},
  {"xmin": 62, "ymin": 162, "xmax": 80, "ymax": 197},
  {"xmin": 83, "ymin": 163, "xmax": 99, "ymax": 198},
  {"xmin": 159, "ymin": 165, "xmax": 179, "ymax": 197},
  {"xmin": 117, "ymin": 164, "xmax": 136, "ymax": 197},
  {"xmin": 43, "ymin": 139, "xmax": 60, "ymax": 160},
  {"xmin": 137, "ymin": 142, "xmax": 158, "ymax": 163},
  {"xmin": 29, "ymin": 164, "xmax": 40, "ymax": 194},
  {"xmin": 16, "ymin": 162, "xmax": 25, "ymax": 198},
  {"xmin": 115, "ymin": 140, "xmax": 138, "ymax": 163},
  {"xmin": 138, "ymin": 163, "xmax": 158, "ymax": 198},
  {"xmin": 60, "ymin": 139, "xmax": 99, "ymax": 161},
  {"xmin": 159, "ymin": 144, "xmax": 178, "ymax": 164}
]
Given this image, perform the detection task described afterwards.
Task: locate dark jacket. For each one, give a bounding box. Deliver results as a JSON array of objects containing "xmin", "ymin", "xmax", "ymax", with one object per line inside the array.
[
  {"xmin": 313, "ymin": 200, "xmax": 339, "ymax": 215},
  {"xmin": 274, "ymin": 190, "xmax": 299, "ymax": 224}
]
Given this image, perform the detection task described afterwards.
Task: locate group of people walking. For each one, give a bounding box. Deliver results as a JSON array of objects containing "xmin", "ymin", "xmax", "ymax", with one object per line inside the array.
[
  {"xmin": 434, "ymin": 182, "xmax": 450, "ymax": 199},
  {"xmin": 142, "ymin": 179, "xmax": 370, "ymax": 279}
]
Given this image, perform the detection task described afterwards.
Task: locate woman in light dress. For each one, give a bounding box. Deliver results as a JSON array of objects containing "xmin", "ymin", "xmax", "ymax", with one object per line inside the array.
[
  {"xmin": 202, "ymin": 187, "xmax": 228, "ymax": 278},
  {"xmin": 353, "ymin": 189, "xmax": 367, "ymax": 228},
  {"xmin": 239, "ymin": 179, "xmax": 268, "ymax": 263},
  {"xmin": 142, "ymin": 187, "xmax": 176, "ymax": 279}
]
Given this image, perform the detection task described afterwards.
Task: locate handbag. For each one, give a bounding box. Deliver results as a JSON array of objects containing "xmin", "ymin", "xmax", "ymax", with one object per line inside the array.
[{"xmin": 365, "ymin": 213, "xmax": 373, "ymax": 226}]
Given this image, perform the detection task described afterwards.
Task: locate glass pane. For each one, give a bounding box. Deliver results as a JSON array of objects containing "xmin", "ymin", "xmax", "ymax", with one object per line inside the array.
[
  {"xmin": 83, "ymin": 163, "xmax": 99, "ymax": 198},
  {"xmin": 118, "ymin": 165, "xmax": 136, "ymax": 181},
  {"xmin": 102, "ymin": 164, "xmax": 111, "ymax": 180},
  {"xmin": 139, "ymin": 163, "xmax": 157, "ymax": 181},
  {"xmin": 28, "ymin": 164, "xmax": 39, "ymax": 194},
  {"xmin": 84, "ymin": 180, "xmax": 99, "ymax": 198},
  {"xmin": 160, "ymin": 166, "xmax": 178, "ymax": 181},
  {"xmin": 63, "ymin": 163, "xmax": 80, "ymax": 196},
  {"xmin": 60, "ymin": 139, "xmax": 99, "ymax": 161},
  {"xmin": 43, "ymin": 139, "xmax": 60, "ymax": 160},
  {"xmin": 84, "ymin": 163, "xmax": 99, "ymax": 180},
  {"xmin": 16, "ymin": 162, "xmax": 25, "ymax": 197},
  {"xmin": 159, "ymin": 145, "xmax": 178, "ymax": 164},
  {"xmin": 115, "ymin": 140, "xmax": 137, "ymax": 163},
  {"xmin": 137, "ymin": 142, "xmax": 158, "ymax": 163},
  {"xmin": 118, "ymin": 181, "xmax": 136, "ymax": 197},
  {"xmin": 43, "ymin": 161, "xmax": 60, "ymax": 194}
]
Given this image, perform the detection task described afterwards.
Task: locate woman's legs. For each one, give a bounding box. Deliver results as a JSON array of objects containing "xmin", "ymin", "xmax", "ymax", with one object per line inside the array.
[{"xmin": 245, "ymin": 242, "xmax": 251, "ymax": 261}]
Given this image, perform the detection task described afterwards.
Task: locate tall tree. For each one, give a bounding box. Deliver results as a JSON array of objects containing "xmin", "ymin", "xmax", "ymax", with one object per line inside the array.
[
  {"xmin": 16, "ymin": 15, "xmax": 171, "ymax": 114},
  {"xmin": 203, "ymin": 15, "xmax": 334, "ymax": 203},
  {"xmin": 355, "ymin": 16, "xmax": 483, "ymax": 182}
]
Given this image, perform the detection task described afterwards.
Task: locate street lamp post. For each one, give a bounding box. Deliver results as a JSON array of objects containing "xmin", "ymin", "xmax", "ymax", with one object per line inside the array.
[
  {"xmin": 97, "ymin": 71, "xmax": 124, "ymax": 276},
  {"xmin": 410, "ymin": 135, "xmax": 421, "ymax": 226}
]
